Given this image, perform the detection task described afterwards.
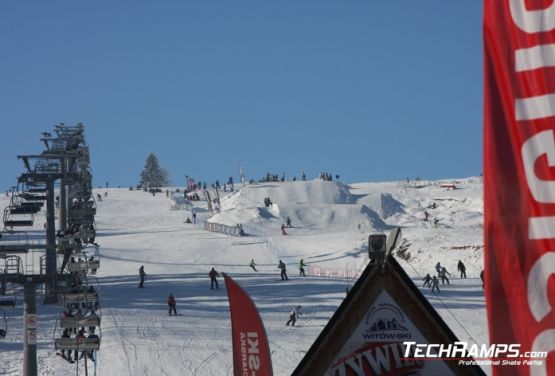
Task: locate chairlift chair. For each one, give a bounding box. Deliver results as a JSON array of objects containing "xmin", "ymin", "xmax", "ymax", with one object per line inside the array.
[
  {"xmin": 54, "ymin": 338, "xmax": 100, "ymax": 351},
  {"xmin": 60, "ymin": 292, "xmax": 99, "ymax": 305},
  {"xmin": 0, "ymin": 269, "xmax": 16, "ymax": 309},
  {"xmin": 3, "ymin": 207, "xmax": 34, "ymax": 228},
  {"xmin": 0, "ymin": 231, "xmax": 30, "ymax": 254},
  {"xmin": 3, "ymin": 256, "xmax": 24, "ymax": 276},
  {"xmin": 60, "ymin": 316, "xmax": 101, "ymax": 329},
  {"xmin": 68, "ymin": 258, "xmax": 99, "ymax": 273}
]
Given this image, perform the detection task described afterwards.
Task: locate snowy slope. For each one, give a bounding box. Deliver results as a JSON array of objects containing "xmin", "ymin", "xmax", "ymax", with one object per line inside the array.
[{"xmin": 0, "ymin": 178, "xmax": 488, "ymax": 375}]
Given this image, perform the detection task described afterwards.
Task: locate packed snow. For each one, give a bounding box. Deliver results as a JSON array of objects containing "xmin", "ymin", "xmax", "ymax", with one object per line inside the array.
[{"xmin": 0, "ymin": 177, "xmax": 488, "ymax": 375}]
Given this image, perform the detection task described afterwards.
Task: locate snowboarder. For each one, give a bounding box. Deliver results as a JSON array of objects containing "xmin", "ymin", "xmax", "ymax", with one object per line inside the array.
[
  {"xmin": 249, "ymin": 259, "xmax": 257, "ymax": 272},
  {"xmin": 138, "ymin": 265, "xmax": 146, "ymax": 288},
  {"xmin": 480, "ymin": 270, "xmax": 484, "ymax": 289},
  {"xmin": 423, "ymin": 273, "xmax": 432, "ymax": 287},
  {"xmin": 424, "ymin": 211, "xmax": 429, "ymax": 221},
  {"xmin": 278, "ymin": 260, "xmax": 288, "ymax": 280},
  {"xmin": 299, "ymin": 259, "xmax": 307, "ymax": 277},
  {"xmin": 457, "ymin": 260, "xmax": 467, "ymax": 278},
  {"xmin": 431, "ymin": 276, "xmax": 440, "ymax": 293},
  {"xmin": 286, "ymin": 305, "xmax": 302, "ymax": 326},
  {"xmin": 435, "ymin": 262, "xmax": 442, "ymax": 277},
  {"xmin": 286, "ymin": 216, "xmax": 292, "ymax": 227},
  {"xmin": 209, "ymin": 267, "xmax": 220, "ymax": 289},
  {"xmin": 440, "ymin": 267, "xmax": 451, "ymax": 285},
  {"xmin": 281, "ymin": 224, "xmax": 287, "ymax": 235},
  {"xmin": 167, "ymin": 293, "xmax": 177, "ymax": 316},
  {"xmin": 192, "ymin": 211, "xmax": 197, "ymax": 224}
]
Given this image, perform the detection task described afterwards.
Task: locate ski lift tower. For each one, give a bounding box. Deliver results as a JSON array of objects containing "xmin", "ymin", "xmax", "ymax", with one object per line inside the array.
[
  {"xmin": 1, "ymin": 124, "xmax": 94, "ymax": 376},
  {"xmin": 18, "ymin": 154, "xmax": 78, "ymax": 304}
]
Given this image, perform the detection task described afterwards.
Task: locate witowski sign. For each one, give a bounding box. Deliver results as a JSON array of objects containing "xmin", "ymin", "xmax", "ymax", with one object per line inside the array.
[
  {"xmin": 484, "ymin": 1, "xmax": 555, "ymax": 374},
  {"xmin": 327, "ymin": 291, "xmax": 452, "ymax": 375}
]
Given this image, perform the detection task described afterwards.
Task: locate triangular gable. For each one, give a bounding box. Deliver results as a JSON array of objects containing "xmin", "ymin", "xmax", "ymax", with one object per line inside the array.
[{"xmin": 293, "ymin": 256, "xmax": 486, "ymax": 375}]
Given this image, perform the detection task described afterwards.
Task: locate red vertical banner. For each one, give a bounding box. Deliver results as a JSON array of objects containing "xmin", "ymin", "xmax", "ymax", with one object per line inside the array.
[
  {"xmin": 484, "ymin": 0, "xmax": 555, "ymax": 374},
  {"xmin": 224, "ymin": 273, "xmax": 273, "ymax": 376}
]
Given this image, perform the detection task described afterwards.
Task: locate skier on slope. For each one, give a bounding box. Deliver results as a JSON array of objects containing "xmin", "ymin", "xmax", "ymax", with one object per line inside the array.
[
  {"xmin": 423, "ymin": 273, "xmax": 432, "ymax": 287},
  {"xmin": 278, "ymin": 260, "xmax": 289, "ymax": 280},
  {"xmin": 457, "ymin": 260, "xmax": 467, "ymax": 278},
  {"xmin": 440, "ymin": 267, "xmax": 451, "ymax": 285},
  {"xmin": 138, "ymin": 265, "xmax": 146, "ymax": 288},
  {"xmin": 286, "ymin": 305, "xmax": 302, "ymax": 326},
  {"xmin": 435, "ymin": 262, "xmax": 442, "ymax": 277},
  {"xmin": 167, "ymin": 293, "xmax": 177, "ymax": 316},
  {"xmin": 431, "ymin": 276, "xmax": 440, "ymax": 293},
  {"xmin": 286, "ymin": 216, "xmax": 292, "ymax": 227},
  {"xmin": 281, "ymin": 224, "xmax": 287, "ymax": 235},
  {"xmin": 209, "ymin": 267, "xmax": 220, "ymax": 290},
  {"xmin": 299, "ymin": 259, "xmax": 307, "ymax": 277},
  {"xmin": 249, "ymin": 259, "xmax": 257, "ymax": 272}
]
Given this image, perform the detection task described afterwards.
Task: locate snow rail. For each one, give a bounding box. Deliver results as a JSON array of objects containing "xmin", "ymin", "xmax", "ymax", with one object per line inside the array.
[{"xmin": 204, "ymin": 222, "xmax": 243, "ymax": 237}]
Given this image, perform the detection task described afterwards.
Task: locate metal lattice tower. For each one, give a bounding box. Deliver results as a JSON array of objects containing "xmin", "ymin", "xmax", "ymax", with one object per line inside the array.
[{"xmin": 0, "ymin": 123, "xmax": 101, "ymax": 376}]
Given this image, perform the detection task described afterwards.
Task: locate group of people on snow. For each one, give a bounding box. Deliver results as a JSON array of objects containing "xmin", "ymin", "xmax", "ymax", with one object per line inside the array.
[
  {"xmin": 422, "ymin": 260, "xmax": 483, "ymax": 293},
  {"xmin": 137, "ymin": 259, "xmax": 310, "ymax": 325}
]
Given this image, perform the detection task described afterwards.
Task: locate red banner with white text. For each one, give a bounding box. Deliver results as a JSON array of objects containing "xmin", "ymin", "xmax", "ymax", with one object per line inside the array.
[
  {"xmin": 224, "ymin": 273, "xmax": 273, "ymax": 376},
  {"xmin": 484, "ymin": 1, "xmax": 555, "ymax": 374}
]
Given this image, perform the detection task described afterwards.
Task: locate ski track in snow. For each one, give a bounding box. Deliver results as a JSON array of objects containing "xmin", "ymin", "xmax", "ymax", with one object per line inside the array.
[{"xmin": 0, "ymin": 178, "xmax": 490, "ymax": 375}]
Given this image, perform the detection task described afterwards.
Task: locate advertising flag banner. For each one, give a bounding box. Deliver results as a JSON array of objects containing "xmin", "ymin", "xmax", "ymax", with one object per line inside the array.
[
  {"xmin": 484, "ymin": 0, "xmax": 555, "ymax": 374},
  {"xmin": 224, "ymin": 273, "xmax": 273, "ymax": 376}
]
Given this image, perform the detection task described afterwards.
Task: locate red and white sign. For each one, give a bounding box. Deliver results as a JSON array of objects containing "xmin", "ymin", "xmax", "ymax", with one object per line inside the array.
[
  {"xmin": 27, "ymin": 314, "xmax": 37, "ymax": 328},
  {"xmin": 484, "ymin": 1, "xmax": 555, "ymax": 374},
  {"xmin": 224, "ymin": 274, "xmax": 273, "ymax": 376}
]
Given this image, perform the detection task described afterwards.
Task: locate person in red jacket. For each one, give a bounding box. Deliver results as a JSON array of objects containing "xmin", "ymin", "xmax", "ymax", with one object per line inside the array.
[
  {"xmin": 167, "ymin": 293, "xmax": 177, "ymax": 316},
  {"xmin": 209, "ymin": 268, "xmax": 220, "ymax": 290}
]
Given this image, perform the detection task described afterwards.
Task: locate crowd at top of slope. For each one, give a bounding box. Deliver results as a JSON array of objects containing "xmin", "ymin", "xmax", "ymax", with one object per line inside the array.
[{"xmin": 207, "ymin": 177, "xmax": 483, "ymax": 234}]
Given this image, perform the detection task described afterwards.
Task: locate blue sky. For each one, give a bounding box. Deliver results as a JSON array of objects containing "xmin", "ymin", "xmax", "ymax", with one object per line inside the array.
[{"xmin": 0, "ymin": 1, "xmax": 482, "ymax": 190}]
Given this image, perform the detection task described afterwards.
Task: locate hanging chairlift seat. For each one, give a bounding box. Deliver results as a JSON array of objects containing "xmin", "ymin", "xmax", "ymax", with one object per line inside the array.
[
  {"xmin": 68, "ymin": 259, "xmax": 100, "ymax": 273},
  {"xmin": 9, "ymin": 206, "xmax": 41, "ymax": 215},
  {"xmin": 2, "ymin": 256, "xmax": 24, "ymax": 275},
  {"xmin": 0, "ymin": 232, "xmax": 30, "ymax": 254},
  {"xmin": 60, "ymin": 316, "xmax": 101, "ymax": 329},
  {"xmin": 18, "ymin": 193, "xmax": 46, "ymax": 201},
  {"xmin": 60, "ymin": 292, "xmax": 99, "ymax": 305},
  {"xmin": 70, "ymin": 208, "xmax": 96, "ymax": 217},
  {"xmin": 54, "ymin": 338, "xmax": 100, "ymax": 351},
  {"xmin": 3, "ymin": 208, "xmax": 34, "ymax": 228},
  {"xmin": 20, "ymin": 201, "xmax": 43, "ymax": 208},
  {"xmin": 4, "ymin": 220, "xmax": 34, "ymax": 227}
]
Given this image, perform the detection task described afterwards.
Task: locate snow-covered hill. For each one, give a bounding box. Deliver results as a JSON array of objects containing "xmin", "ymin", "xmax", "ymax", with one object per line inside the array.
[{"xmin": 0, "ymin": 177, "xmax": 487, "ymax": 375}]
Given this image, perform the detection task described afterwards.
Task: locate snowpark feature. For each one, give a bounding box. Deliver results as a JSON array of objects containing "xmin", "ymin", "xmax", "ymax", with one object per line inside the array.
[{"xmin": 0, "ymin": 177, "xmax": 488, "ymax": 375}]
